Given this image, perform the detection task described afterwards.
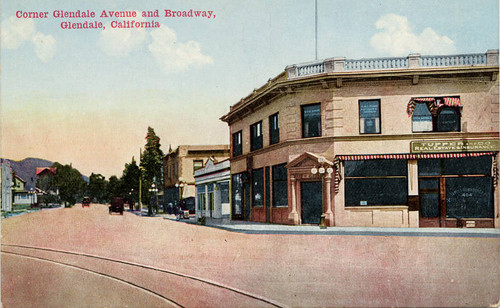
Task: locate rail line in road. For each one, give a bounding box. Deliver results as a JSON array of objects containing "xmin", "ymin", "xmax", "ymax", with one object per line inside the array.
[
  {"xmin": 1, "ymin": 243, "xmax": 286, "ymax": 308},
  {"xmin": 2, "ymin": 249, "xmax": 181, "ymax": 307}
]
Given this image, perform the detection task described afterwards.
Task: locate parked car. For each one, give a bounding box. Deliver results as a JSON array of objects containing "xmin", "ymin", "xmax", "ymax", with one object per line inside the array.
[
  {"xmin": 109, "ymin": 197, "xmax": 124, "ymax": 215},
  {"xmin": 82, "ymin": 196, "xmax": 91, "ymax": 207}
]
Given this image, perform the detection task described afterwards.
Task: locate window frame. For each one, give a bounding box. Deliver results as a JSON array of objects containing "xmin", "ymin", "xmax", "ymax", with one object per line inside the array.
[
  {"xmin": 269, "ymin": 113, "xmax": 280, "ymax": 145},
  {"xmin": 272, "ymin": 163, "xmax": 288, "ymax": 207},
  {"xmin": 193, "ymin": 160, "xmax": 204, "ymax": 172},
  {"xmin": 232, "ymin": 130, "xmax": 242, "ymax": 157},
  {"xmin": 359, "ymin": 99, "xmax": 381, "ymax": 134},
  {"xmin": 344, "ymin": 159, "xmax": 408, "ymax": 206},
  {"xmin": 252, "ymin": 168, "xmax": 264, "ymax": 207},
  {"xmin": 301, "ymin": 103, "xmax": 322, "ymax": 138},
  {"xmin": 250, "ymin": 121, "xmax": 263, "ymax": 151},
  {"xmin": 411, "ymin": 97, "xmax": 462, "ymax": 133}
]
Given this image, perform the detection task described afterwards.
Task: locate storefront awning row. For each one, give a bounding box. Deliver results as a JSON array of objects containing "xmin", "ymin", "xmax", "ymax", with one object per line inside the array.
[
  {"xmin": 407, "ymin": 97, "xmax": 461, "ymax": 117},
  {"xmin": 333, "ymin": 152, "xmax": 498, "ymax": 193}
]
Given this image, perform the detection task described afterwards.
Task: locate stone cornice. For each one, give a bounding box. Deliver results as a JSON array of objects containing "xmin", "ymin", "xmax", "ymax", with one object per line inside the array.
[{"xmin": 220, "ymin": 65, "xmax": 499, "ymax": 125}]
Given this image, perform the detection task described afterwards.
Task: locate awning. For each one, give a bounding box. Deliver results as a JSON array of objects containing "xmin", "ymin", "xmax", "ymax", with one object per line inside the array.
[
  {"xmin": 407, "ymin": 97, "xmax": 461, "ymax": 117},
  {"xmin": 334, "ymin": 152, "xmax": 497, "ymax": 193}
]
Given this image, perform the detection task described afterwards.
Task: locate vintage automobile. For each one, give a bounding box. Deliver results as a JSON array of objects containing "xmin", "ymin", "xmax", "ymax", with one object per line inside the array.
[
  {"xmin": 82, "ymin": 196, "xmax": 91, "ymax": 207},
  {"xmin": 109, "ymin": 197, "xmax": 124, "ymax": 215}
]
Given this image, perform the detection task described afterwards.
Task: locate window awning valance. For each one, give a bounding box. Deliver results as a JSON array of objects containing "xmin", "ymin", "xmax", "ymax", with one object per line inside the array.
[
  {"xmin": 333, "ymin": 152, "xmax": 497, "ymax": 193},
  {"xmin": 407, "ymin": 97, "xmax": 461, "ymax": 117}
]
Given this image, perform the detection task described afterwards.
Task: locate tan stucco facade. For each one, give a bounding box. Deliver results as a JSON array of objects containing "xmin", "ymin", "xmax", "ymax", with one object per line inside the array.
[{"xmin": 222, "ymin": 51, "xmax": 499, "ymax": 228}]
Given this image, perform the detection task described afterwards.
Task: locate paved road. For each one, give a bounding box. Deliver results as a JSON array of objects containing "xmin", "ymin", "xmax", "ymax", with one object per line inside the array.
[{"xmin": 2, "ymin": 204, "xmax": 499, "ymax": 307}]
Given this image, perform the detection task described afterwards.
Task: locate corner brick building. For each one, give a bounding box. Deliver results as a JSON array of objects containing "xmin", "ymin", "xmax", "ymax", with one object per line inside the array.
[{"xmin": 221, "ymin": 50, "xmax": 499, "ymax": 228}]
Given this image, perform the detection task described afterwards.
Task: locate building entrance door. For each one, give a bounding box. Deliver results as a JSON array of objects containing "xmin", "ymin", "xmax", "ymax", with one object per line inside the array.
[
  {"xmin": 419, "ymin": 178, "xmax": 443, "ymax": 227},
  {"xmin": 300, "ymin": 181, "xmax": 322, "ymax": 224}
]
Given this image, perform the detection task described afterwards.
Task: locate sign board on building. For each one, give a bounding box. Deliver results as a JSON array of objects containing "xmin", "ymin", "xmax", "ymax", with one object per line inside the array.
[{"xmin": 411, "ymin": 140, "xmax": 499, "ymax": 153}]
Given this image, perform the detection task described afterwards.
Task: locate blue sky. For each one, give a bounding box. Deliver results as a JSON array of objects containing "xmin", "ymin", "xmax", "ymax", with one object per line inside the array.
[{"xmin": 1, "ymin": 0, "xmax": 498, "ymax": 177}]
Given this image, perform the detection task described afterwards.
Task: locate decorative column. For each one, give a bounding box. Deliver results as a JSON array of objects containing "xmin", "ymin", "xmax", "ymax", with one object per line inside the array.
[
  {"xmin": 324, "ymin": 173, "xmax": 334, "ymax": 226},
  {"xmin": 288, "ymin": 176, "xmax": 299, "ymax": 225}
]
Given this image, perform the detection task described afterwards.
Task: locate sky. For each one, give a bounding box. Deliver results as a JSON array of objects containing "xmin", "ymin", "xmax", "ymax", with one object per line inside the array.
[{"xmin": 1, "ymin": 0, "xmax": 498, "ymax": 178}]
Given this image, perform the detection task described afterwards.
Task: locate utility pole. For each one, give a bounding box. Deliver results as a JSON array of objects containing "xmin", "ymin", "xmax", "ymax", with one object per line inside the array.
[{"xmin": 139, "ymin": 148, "xmax": 143, "ymax": 214}]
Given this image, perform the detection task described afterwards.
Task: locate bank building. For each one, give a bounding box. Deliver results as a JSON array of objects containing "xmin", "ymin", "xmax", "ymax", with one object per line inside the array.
[{"xmin": 220, "ymin": 50, "xmax": 499, "ymax": 228}]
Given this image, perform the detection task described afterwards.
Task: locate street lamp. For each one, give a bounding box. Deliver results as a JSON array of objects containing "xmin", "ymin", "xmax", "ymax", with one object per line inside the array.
[
  {"xmin": 175, "ymin": 182, "xmax": 185, "ymax": 200},
  {"xmin": 29, "ymin": 188, "xmax": 35, "ymax": 208},
  {"xmin": 129, "ymin": 188, "xmax": 134, "ymax": 211},
  {"xmin": 148, "ymin": 183, "xmax": 158, "ymax": 216},
  {"xmin": 311, "ymin": 164, "xmax": 334, "ymax": 229}
]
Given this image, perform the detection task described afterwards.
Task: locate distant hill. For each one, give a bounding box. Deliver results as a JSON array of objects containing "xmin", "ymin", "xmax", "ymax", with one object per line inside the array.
[{"xmin": 4, "ymin": 157, "xmax": 89, "ymax": 190}]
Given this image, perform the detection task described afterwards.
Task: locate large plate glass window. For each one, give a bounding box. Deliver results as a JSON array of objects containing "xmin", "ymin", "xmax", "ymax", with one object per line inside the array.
[
  {"xmin": 345, "ymin": 159, "xmax": 407, "ymax": 206},
  {"xmin": 252, "ymin": 168, "xmax": 264, "ymax": 207},
  {"xmin": 359, "ymin": 100, "xmax": 381, "ymax": 134},
  {"xmin": 231, "ymin": 174, "xmax": 243, "ymax": 215},
  {"xmin": 272, "ymin": 163, "xmax": 288, "ymax": 207}
]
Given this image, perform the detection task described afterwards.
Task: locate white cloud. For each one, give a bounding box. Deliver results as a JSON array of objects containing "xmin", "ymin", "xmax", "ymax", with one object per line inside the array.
[
  {"xmin": 1, "ymin": 15, "xmax": 56, "ymax": 62},
  {"xmin": 148, "ymin": 25, "xmax": 213, "ymax": 73},
  {"xmin": 370, "ymin": 14, "xmax": 456, "ymax": 56},
  {"xmin": 98, "ymin": 12, "xmax": 148, "ymax": 57},
  {"xmin": 32, "ymin": 32, "xmax": 56, "ymax": 62},
  {"xmin": 1, "ymin": 16, "xmax": 35, "ymax": 49}
]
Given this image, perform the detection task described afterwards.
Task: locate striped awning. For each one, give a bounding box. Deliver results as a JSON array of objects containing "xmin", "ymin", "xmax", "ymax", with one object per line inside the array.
[
  {"xmin": 334, "ymin": 152, "xmax": 497, "ymax": 193},
  {"xmin": 407, "ymin": 97, "xmax": 461, "ymax": 117}
]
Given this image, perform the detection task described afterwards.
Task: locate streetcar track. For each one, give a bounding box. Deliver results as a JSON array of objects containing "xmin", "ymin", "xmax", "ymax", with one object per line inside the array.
[
  {"xmin": 1, "ymin": 243, "xmax": 286, "ymax": 308},
  {"xmin": 2, "ymin": 250, "xmax": 183, "ymax": 307}
]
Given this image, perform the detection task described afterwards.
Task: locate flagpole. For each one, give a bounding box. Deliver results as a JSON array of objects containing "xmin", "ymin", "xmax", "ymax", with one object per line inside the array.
[{"xmin": 315, "ymin": 0, "xmax": 318, "ymax": 60}]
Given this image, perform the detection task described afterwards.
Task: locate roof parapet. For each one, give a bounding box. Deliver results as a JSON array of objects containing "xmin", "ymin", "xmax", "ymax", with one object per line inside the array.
[{"xmin": 287, "ymin": 50, "xmax": 499, "ymax": 80}]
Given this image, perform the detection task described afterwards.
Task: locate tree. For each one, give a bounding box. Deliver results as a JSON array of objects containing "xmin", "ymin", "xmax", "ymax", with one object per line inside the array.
[
  {"xmin": 88, "ymin": 173, "xmax": 107, "ymax": 203},
  {"xmin": 120, "ymin": 157, "xmax": 140, "ymax": 208},
  {"xmin": 140, "ymin": 127, "xmax": 164, "ymax": 215},
  {"xmin": 106, "ymin": 175, "xmax": 122, "ymax": 201},
  {"xmin": 52, "ymin": 163, "xmax": 86, "ymax": 206}
]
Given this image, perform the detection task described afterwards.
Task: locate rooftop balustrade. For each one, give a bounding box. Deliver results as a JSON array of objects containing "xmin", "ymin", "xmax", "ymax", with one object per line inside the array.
[{"xmin": 286, "ymin": 50, "xmax": 499, "ymax": 79}]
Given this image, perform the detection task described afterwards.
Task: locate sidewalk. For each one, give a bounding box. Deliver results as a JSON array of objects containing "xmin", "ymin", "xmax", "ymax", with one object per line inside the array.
[{"xmin": 158, "ymin": 213, "xmax": 500, "ymax": 238}]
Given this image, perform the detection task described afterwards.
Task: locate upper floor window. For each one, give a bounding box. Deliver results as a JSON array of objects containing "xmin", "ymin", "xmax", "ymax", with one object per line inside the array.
[
  {"xmin": 302, "ymin": 103, "xmax": 321, "ymax": 138},
  {"xmin": 359, "ymin": 100, "xmax": 380, "ymax": 134},
  {"xmin": 193, "ymin": 160, "xmax": 203, "ymax": 171},
  {"xmin": 269, "ymin": 113, "xmax": 279, "ymax": 145},
  {"xmin": 232, "ymin": 131, "xmax": 242, "ymax": 157},
  {"xmin": 250, "ymin": 121, "xmax": 263, "ymax": 151},
  {"xmin": 409, "ymin": 97, "xmax": 461, "ymax": 133}
]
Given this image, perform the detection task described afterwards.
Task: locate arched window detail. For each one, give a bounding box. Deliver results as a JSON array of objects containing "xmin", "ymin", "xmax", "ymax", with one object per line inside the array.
[{"xmin": 437, "ymin": 107, "xmax": 461, "ymax": 132}]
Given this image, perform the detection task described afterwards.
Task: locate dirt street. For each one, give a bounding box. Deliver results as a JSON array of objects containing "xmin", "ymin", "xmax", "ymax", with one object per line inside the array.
[{"xmin": 2, "ymin": 204, "xmax": 499, "ymax": 307}]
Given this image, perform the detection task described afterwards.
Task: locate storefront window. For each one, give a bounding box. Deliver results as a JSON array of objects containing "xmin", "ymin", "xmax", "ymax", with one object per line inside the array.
[
  {"xmin": 446, "ymin": 177, "xmax": 493, "ymax": 218},
  {"xmin": 418, "ymin": 156, "xmax": 494, "ymax": 219},
  {"xmin": 219, "ymin": 182, "xmax": 229, "ymax": 204},
  {"xmin": 232, "ymin": 174, "xmax": 242, "ymax": 215},
  {"xmin": 252, "ymin": 168, "xmax": 264, "ymax": 207},
  {"xmin": 345, "ymin": 159, "xmax": 407, "ymax": 206},
  {"xmin": 272, "ymin": 163, "xmax": 288, "ymax": 207},
  {"xmin": 197, "ymin": 185, "xmax": 205, "ymax": 211}
]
